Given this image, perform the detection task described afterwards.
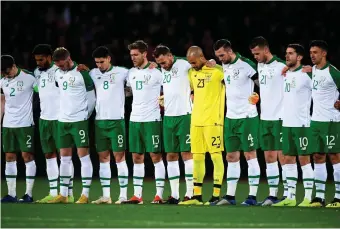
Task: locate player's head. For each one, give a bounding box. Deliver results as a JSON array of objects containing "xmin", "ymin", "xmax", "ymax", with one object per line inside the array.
[
  {"xmin": 1, "ymin": 55, "xmax": 16, "ymax": 78},
  {"xmin": 309, "ymin": 40, "xmax": 328, "ymax": 65},
  {"xmin": 285, "ymin": 44, "xmax": 304, "ymax": 68},
  {"xmin": 53, "ymin": 47, "xmax": 72, "ymax": 71},
  {"xmin": 128, "ymin": 40, "xmax": 148, "ymax": 67},
  {"xmin": 153, "ymin": 45, "xmax": 173, "ymax": 71},
  {"xmin": 32, "ymin": 44, "xmax": 53, "ymax": 70},
  {"xmin": 186, "ymin": 46, "xmax": 206, "ymax": 71},
  {"xmin": 249, "ymin": 36, "xmax": 270, "ymax": 63},
  {"xmin": 213, "ymin": 39, "xmax": 233, "ymax": 64},
  {"xmin": 92, "ymin": 46, "xmax": 112, "ymax": 72}
]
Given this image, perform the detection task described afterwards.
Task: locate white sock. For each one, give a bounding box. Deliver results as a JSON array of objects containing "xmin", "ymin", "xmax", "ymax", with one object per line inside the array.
[
  {"xmin": 60, "ymin": 156, "xmax": 72, "ymax": 197},
  {"xmin": 46, "ymin": 158, "xmax": 59, "ymax": 197},
  {"xmin": 133, "ymin": 163, "xmax": 145, "ymax": 198},
  {"xmin": 266, "ymin": 161, "xmax": 279, "ymax": 197},
  {"xmin": 154, "ymin": 160, "xmax": 165, "ymax": 199},
  {"xmin": 314, "ymin": 163, "xmax": 327, "ymax": 199},
  {"xmin": 333, "ymin": 163, "xmax": 340, "ymax": 199},
  {"xmin": 247, "ymin": 158, "xmax": 260, "ymax": 197},
  {"xmin": 117, "ymin": 160, "xmax": 129, "ymax": 199},
  {"xmin": 5, "ymin": 161, "xmax": 17, "ymax": 198},
  {"xmin": 167, "ymin": 160, "xmax": 180, "ymax": 199},
  {"xmin": 80, "ymin": 154, "xmax": 93, "ymax": 198},
  {"xmin": 99, "ymin": 162, "xmax": 111, "ymax": 198},
  {"xmin": 184, "ymin": 159, "xmax": 194, "ymax": 198},
  {"xmin": 25, "ymin": 160, "xmax": 36, "ymax": 197},
  {"xmin": 301, "ymin": 163, "xmax": 314, "ymax": 201},
  {"xmin": 68, "ymin": 161, "xmax": 74, "ymax": 196},
  {"xmin": 282, "ymin": 164, "xmax": 288, "ymax": 197},
  {"xmin": 226, "ymin": 161, "xmax": 240, "ymax": 196},
  {"xmin": 285, "ymin": 163, "xmax": 298, "ymax": 200}
]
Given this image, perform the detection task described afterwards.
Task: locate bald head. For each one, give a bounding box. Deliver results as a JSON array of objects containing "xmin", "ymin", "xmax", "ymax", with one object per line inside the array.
[
  {"xmin": 186, "ymin": 46, "xmax": 204, "ymax": 58},
  {"xmin": 186, "ymin": 46, "xmax": 207, "ymax": 71}
]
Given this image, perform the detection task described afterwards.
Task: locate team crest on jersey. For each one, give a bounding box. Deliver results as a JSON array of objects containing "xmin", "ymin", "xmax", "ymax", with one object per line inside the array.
[
  {"xmin": 171, "ymin": 67, "xmax": 179, "ymax": 78},
  {"xmin": 68, "ymin": 76, "xmax": 76, "ymax": 86},
  {"xmin": 318, "ymin": 76, "xmax": 327, "ymax": 86},
  {"xmin": 232, "ymin": 69, "xmax": 240, "ymax": 80},
  {"xmin": 291, "ymin": 77, "xmax": 296, "ymax": 88},
  {"xmin": 109, "ymin": 73, "xmax": 116, "ymax": 84},
  {"xmin": 17, "ymin": 81, "xmax": 24, "ymax": 91},
  {"xmin": 144, "ymin": 74, "xmax": 151, "ymax": 84},
  {"xmin": 48, "ymin": 72, "xmax": 54, "ymax": 82},
  {"xmin": 268, "ymin": 68, "xmax": 275, "ymax": 79}
]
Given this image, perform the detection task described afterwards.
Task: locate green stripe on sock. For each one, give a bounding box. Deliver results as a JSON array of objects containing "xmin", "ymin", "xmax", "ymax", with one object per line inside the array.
[
  {"xmin": 60, "ymin": 176, "xmax": 71, "ymax": 179},
  {"xmin": 249, "ymin": 184, "xmax": 259, "ymax": 187},
  {"xmin": 335, "ymin": 181, "xmax": 340, "ymax": 185},
  {"xmin": 133, "ymin": 176, "xmax": 143, "ymax": 180},
  {"xmin": 315, "ymin": 189, "xmax": 325, "ymax": 193},
  {"xmin": 156, "ymin": 186, "xmax": 164, "ymax": 188},
  {"xmin": 134, "ymin": 185, "xmax": 143, "ymax": 187},
  {"xmin": 60, "ymin": 184, "xmax": 69, "ymax": 187},
  {"xmin": 227, "ymin": 178, "xmax": 239, "ymax": 181},
  {"xmin": 100, "ymin": 177, "xmax": 111, "ymax": 180},
  {"xmin": 185, "ymin": 174, "xmax": 193, "ymax": 177},
  {"xmin": 5, "ymin": 175, "xmax": 17, "ymax": 178},
  {"xmin": 118, "ymin": 176, "xmax": 128, "ymax": 178},
  {"xmin": 120, "ymin": 184, "xmax": 128, "ymax": 188},
  {"xmin": 102, "ymin": 185, "xmax": 110, "ymax": 188},
  {"xmin": 335, "ymin": 191, "xmax": 340, "ymax": 194},
  {"xmin": 248, "ymin": 175, "xmax": 260, "ymax": 178},
  {"xmin": 303, "ymin": 178, "xmax": 314, "ymax": 182},
  {"xmin": 169, "ymin": 176, "xmax": 180, "ymax": 180},
  {"xmin": 314, "ymin": 179, "xmax": 326, "ymax": 184},
  {"xmin": 155, "ymin": 178, "xmax": 165, "ymax": 181},
  {"xmin": 49, "ymin": 178, "xmax": 58, "ymax": 182},
  {"xmin": 305, "ymin": 188, "xmax": 313, "ymax": 190},
  {"xmin": 82, "ymin": 185, "xmax": 91, "ymax": 188},
  {"xmin": 26, "ymin": 176, "xmax": 35, "ymax": 179},
  {"xmin": 50, "ymin": 187, "xmax": 58, "ymax": 190},
  {"xmin": 267, "ymin": 175, "xmax": 280, "ymax": 179},
  {"xmin": 68, "ymin": 187, "xmax": 73, "ymax": 189},
  {"xmin": 82, "ymin": 177, "xmax": 92, "ymax": 180},
  {"xmin": 287, "ymin": 177, "xmax": 298, "ymax": 181},
  {"xmin": 269, "ymin": 185, "xmax": 279, "ymax": 188}
]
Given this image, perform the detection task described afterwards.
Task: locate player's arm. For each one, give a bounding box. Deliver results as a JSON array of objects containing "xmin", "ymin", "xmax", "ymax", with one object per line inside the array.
[
  {"xmin": 246, "ymin": 60, "xmax": 260, "ymax": 104},
  {"xmin": 80, "ymin": 71, "xmax": 96, "ymax": 117},
  {"xmin": 1, "ymin": 91, "xmax": 4, "ymax": 123},
  {"xmin": 329, "ymin": 65, "xmax": 340, "ymax": 110}
]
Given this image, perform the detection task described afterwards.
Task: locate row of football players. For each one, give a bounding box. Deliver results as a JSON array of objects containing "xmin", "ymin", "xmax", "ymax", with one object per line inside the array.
[{"xmin": 1, "ymin": 37, "xmax": 339, "ymax": 207}]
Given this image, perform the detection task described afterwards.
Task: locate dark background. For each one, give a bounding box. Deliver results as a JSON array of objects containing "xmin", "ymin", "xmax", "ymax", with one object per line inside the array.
[{"xmin": 1, "ymin": 1, "xmax": 339, "ymax": 179}]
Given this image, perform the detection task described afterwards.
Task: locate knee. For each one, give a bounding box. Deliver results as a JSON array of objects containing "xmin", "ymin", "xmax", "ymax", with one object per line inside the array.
[
  {"xmin": 22, "ymin": 152, "xmax": 34, "ymax": 163},
  {"xmin": 99, "ymin": 151, "xmax": 110, "ymax": 163},
  {"xmin": 6, "ymin": 153, "xmax": 17, "ymax": 162},
  {"xmin": 114, "ymin": 152, "xmax": 125, "ymax": 163},
  {"xmin": 244, "ymin": 151, "xmax": 257, "ymax": 161},
  {"xmin": 45, "ymin": 152, "xmax": 57, "ymax": 159},
  {"xmin": 284, "ymin": 156, "xmax": 296, "ymax": 164},
  {"xmin": 167, "ymin": 153, "xmax": 179, "ymax": 161},
  {"xmin": 329, "ymin": 153, "xmax": 340, "ymax": 165},
  {"xmin": 313, "ymin": 153, "xmax": 326, "ymax": 163},
  {"xmin": 226, "ymin": 152, "xmax": 239, "ymax": 163},
  {"xmin": 265, "ymin": 151, "xmax": 277, "ymax": 163},
  {"xmin": 210, "ymin": 152, "xmax": 223, "ymax": 164},
  {"xmin": 298, "ymin": 156, "xmax": 310, "ymax": 166},
  {"xmin": 150, "ymin": 153, "xmax": 162, "ymax": 163},
  {"xmin": 193, "ymin": 153, "xmax": 205, "ymax": 162},
  {"xmin": 133, "ymin": 153, "xmax": 144, "ymax": 164},
  {"xmin": 181, "ymin": 152, "xmax": 193, "ymax": 161}
]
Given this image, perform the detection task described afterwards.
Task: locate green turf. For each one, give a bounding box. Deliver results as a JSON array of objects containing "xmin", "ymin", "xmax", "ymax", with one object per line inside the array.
[{"xmin": 1, "ymin": 178, "xmax": 339, "ymax": 228}]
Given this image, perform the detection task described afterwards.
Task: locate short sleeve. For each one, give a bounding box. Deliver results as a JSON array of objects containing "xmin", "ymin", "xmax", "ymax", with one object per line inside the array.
[
  {"xmin": 154, "ymin": 68, "xmax": 163, "ymax": 84},
  {"xmin": 329, "ymin": 65, "xmax": 340, "ymax": 89},
  {"xmin": 126, "ymin": 69, "xmax": 131, "ymax": 87},
  {"xmin": 122, "ymin": 68, "xmax": 129, "ymax": 81},
  {"xmin": 80, "ymin": 71, "xmax": 94, "ymax": 91},
  {"xmin": 188, "ymin": 69, "xmax": 193, "ymax": 90}
]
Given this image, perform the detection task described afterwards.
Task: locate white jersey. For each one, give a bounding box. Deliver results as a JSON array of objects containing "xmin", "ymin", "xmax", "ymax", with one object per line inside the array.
[
  {"xmin": 0, "ymin": 69, "xmax": 37, "ymax": 127},
  {"xmin": 282, "ymin": 66, "xmax": 312, "ymax": 127},
  {"xmin": 258, "ymin": 56, "xmax": 286, "ymax": 120},
  {"xmin": 161, "ymin": 57, "xmax": 192, "ymax": 116},
  {"xmin": 55, "ymin": 63, "xmax": 95, "ymax": 122},
  {"xmin": 223, "ymin": 53, "xmax": 258, "ymax": 119},
  {"xmin": 34, "ymin": 64, "xmax": 60, "ymax": 120},
  {"xmin": 127, "ymin": 63, "xmax": 162, "ymax": 122},
  {"xmin": 311, "ymin": 63, "xmax": 340, "ymax": 122},
  {"xmin": 90, "ymin": 66, "xmax": 128, "ymax": 120}
]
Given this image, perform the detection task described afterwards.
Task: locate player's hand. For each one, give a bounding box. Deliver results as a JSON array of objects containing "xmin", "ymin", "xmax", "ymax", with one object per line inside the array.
[
  {"xmin": 190, "ymin": 94, "xmax": 194, "ymax": 103},
  {"xmin": 334, "ymin": 100, "xmax": 340, "ymax": 111},
  {"xmin": 158, "ymin": 95, "xmax": 164, "ymax": 107},
  {"xmin": 248, "ymin": 92, "xmax": 259, "ymax": 105},
  {"xmin": 149, "ymin": 62, "xmax": 158, "ymax": 69},
  {"xmin": 281, "ymin": 66, "xmax": 289, "ymax": 76},
  {"xmin": 302, "ymin": 65, "xmax": 312, "ymax": 73},
  {"xmin": 205, "ymin": 59, "xmax": 216, "ymax": 68},
  {"xmin": 77, "ymin": 64, "xmax": 89, "ymax": 72}
]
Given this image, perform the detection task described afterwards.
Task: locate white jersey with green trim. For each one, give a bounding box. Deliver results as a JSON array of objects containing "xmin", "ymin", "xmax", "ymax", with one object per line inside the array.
[
  {"xmin": 257, "ymin": 55, "xmax": 286, "ymax": 121},
  {"xmin": 127, "ymin": 63, "xmax": 162, "ymax": 122},
  {"xmin": 34, "ymin": 64, "xmax": 60, "ymax": 120},
  {"xmin": 161, "ymin": 57, "xmax": 192, "ymax": 116},
  {"xmin": 282, "ymin": 66, "xmax": 312, "ymax": 127},
  {"xmin": 90, "ymin": 66, "xmax": 128, "ymax": 120},
  {"xmin": 55, "ymin": 63, "xmax": 95, "ymax": 122},
  {"xmin": 223, "ymin": 53, "xmax": 258, "ymax": 119},
  {"xmin": 311, "ymin": 62, "xmax": 340, "ymax": 122},
  {"xmin": 0, "ymin": 69, "xmax": 37, "ymax": 127}
]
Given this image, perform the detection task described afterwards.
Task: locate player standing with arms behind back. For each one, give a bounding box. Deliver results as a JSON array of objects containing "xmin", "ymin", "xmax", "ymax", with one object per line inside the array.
[
  {"xmin": 307, "ymin": 40, "xmax": 340, "ymax": 208},
  {"xmin": 122, "ymin": 40, "xmax": 166, "ymax": 204},
  {"xmin": 249, "ymin": 37, "xmax": 287, "ymax": 206}
]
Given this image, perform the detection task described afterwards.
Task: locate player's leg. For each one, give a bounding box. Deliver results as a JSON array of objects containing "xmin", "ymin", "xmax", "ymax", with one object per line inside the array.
[
  {"xmin": 1, "ymin": 128, "xmax": 19, "ymax": 203},
  {"xmin": 73, "ymin": 120, "xmax": 92, "ymax": 204},
  {"xmin": 17, "ymin": 126, "xmax": 36, "ymax": 203}
]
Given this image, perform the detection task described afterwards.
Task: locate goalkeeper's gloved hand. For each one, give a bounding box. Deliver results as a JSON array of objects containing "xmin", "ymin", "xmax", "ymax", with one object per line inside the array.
[
  {"xmin": 158, "ymin": 95, "xmax": 164, "ymax": 107},
  {"xmin": 248, "ymin": 92, "xmax": 259, "ymax": 105}
]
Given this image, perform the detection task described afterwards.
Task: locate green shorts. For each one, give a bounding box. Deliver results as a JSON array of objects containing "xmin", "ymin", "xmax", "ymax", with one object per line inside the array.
[
  {"xmin": 95, "ymin": 119, "xmax": 126, "ymax": 153},
  {"xmin": 224, "ymin": 116, "xmax": 259, "ymax": 153},
  {"xmin": 129, "ymin": 121, "xmax": 162, "ymax": 154},
  {"xmin": 308, "ymin": 121, "xmax": 340, "ymax": 153},
  {"xmin": 260, "ymin": 120, "xmax": 283, "ymax": 151},
  {"xmin": 2, "ymin": 126, "xmax": 34, "ymax": 153},
  {"xmin": 282, "ymin": 127, "xmax": 311, "ymax": 156},
  {"xmin": 163, "ymin": 115, "xmax": 191, "ymax": 153},
  {"xmin": 39, "ymin": 119, "xmax": 59, "ymax": 154},
  {"xmin": 58, "ymin": 120, "xmax": 89, "ymax": 148}
]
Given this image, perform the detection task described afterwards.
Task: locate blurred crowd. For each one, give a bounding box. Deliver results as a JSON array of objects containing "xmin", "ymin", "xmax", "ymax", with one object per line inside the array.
[{"xmin": 2, "ymin": 1, "xmax": 340, "ymax": 70}]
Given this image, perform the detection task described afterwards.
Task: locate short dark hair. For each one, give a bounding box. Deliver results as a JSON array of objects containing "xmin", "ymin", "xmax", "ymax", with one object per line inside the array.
[
  {"xmin": 287, "ymin": 44, "xmax": 305, "ymax": 57},
  {"xmin": 128, "ymin": 40, "xmax": 148, "ymax": 53},
  {"xmin": 32, "ymin": 44, "xmax": 53, "ymax": 56},
  {"xmin": 249, "ymin": 36, "xmax": 269, "ymax": 49},
  {"xmin": 1, "ymin": 55, "xmax": 15, "ymax": 72},
  {"xmin": 52, "ymin": 47, "xmax": 70, "ymax": 61},
  {"xmin": 213, "ymin": 39, "xmax": 232, "ymax": 51},
  {"xmin": 153, "ymin": 45, "xmax": 171, "ymax": 58},
  {"xmin": 92, "ymin": 46, "xmax": 111, "ymax": 58},
  {"xmin": 309, "ymin": 40, "xmax": 328, "ymax": 52}
]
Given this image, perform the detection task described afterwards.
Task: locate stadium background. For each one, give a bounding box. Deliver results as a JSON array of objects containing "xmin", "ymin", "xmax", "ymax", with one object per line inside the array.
[{"xmin": 1, "ymin": 1, "xmax": 340, "ymax": 180}]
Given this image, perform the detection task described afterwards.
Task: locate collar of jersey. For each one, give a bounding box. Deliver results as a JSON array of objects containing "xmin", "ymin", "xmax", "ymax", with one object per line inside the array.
[
  {"xmin": 139, "ymin": 62, "xmax": 151, "ymax": 69},
  {"xmin": 318, "ymin": 61, "xmax": 330, "ymax": 70},
  {"xmin": 230, "ymin": 52, "xmax": 241, "ymax": 64},
  {"xmin": 14, "ymin": 68, "xmax": 21, "ymax": 77},
  {"xmin": 39, "ymin": 61, "xmax": 55, "ymax": 72},
  {"xmin": 266, "ymin": 55, "xmax": 278, "ymax": 64},
  {"xmin": 290, "ymin": 65, "xmax": 302, "ymax": 72},
  {"xmin": 69, "ymin": 61, "xmax": 78, "ymax": 71}
]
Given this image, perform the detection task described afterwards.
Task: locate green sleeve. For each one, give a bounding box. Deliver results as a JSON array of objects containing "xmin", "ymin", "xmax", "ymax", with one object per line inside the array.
[
  {"xmin": 33, "ymin": 86, "xmax": 39, "ymax": 92},
  {"xmin": 240, "ymin": 57, "xmax": 257, "ymax": 72},
  {"xmin": 329, "ymin": 65, "xmax": 340, "ymax": 89},
  {"xmin": 307, "ymin": 72, "xmax": 313, "ymax": 79},
  {"xmin": 80, "ymin": 71, "xmax": 94, "ymax": 91}
]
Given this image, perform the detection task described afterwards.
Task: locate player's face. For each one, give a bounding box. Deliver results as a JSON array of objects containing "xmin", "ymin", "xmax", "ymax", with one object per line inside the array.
[
  {"xmin": 250, "ymin": 46, "xmax": 266, "ymax": 63},
  {"xmin": 310, "ymin": 46, "xmax": 326, "ymax": 65},
  {"xmin": 55, "ymin": 57, "xmax": 71, "ymax": 71},
  {"xmin": 155, "ymin": 54, "xmax": 173, "ymax": 71},
  {"xmin": 34, "ymin": 55, "xmax": 50, "ymax": 69},
  {"xmin": 187, "ymin": 56, "xmax": 204, "ymax": 71},
  {"xmin": 1, "ymin": 65, "xmax": 16, "ymax": 78},
  {"xmin": 214, "ymin": 47, "xmax": 231, "ymax": 64},
  {"xmin": 130, "ymin": 49, "xmax": 146, "ymax": 67},
  {"xmin": 285, "ymin": 47, "xmax": 298, "ymax": 67},
  {"xmin": 95, "ymin": 57, "xmax": 111, "ymax": 72}
]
